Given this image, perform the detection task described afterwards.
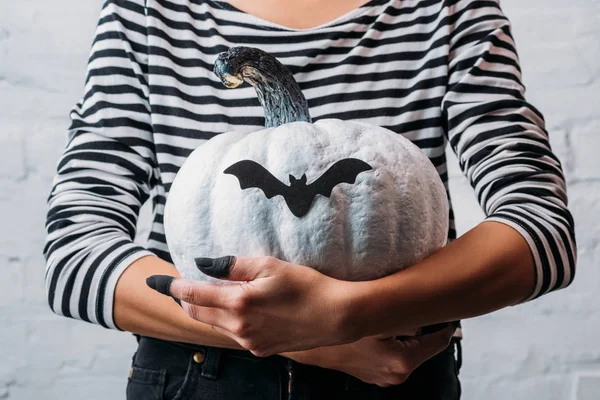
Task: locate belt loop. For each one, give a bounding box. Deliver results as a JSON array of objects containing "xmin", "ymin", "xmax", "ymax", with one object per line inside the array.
[
  {"xmin": 200, "ymin": 346, "xmax": 222, "ymax": 380},
  {"xmin": 453, "ymin": 337, "xmax": 462, "ymax": 374}
]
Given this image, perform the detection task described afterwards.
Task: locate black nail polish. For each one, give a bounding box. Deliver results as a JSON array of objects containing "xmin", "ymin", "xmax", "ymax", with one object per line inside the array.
[
  {"xmin": 195, "ymin": 257, "xmax": 215, "ymax": 268},
  {"xmin": 146, "ymin": 275, "xmax": 175, "ymax": 295},
  {"xmin": 195, "ymin": 256, "xmax": 234, "ymax": 279}
]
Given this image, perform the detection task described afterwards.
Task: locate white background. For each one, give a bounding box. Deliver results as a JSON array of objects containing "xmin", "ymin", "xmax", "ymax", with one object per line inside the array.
[{"xmin": 0, "ymin": 0, "xmax": 599, "ymax": 399}]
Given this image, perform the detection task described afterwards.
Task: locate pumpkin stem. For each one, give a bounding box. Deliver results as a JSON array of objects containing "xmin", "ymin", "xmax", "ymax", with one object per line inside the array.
[{"xmin": 214, "ymin": 47, "xmax": 312, "ymax": 128}]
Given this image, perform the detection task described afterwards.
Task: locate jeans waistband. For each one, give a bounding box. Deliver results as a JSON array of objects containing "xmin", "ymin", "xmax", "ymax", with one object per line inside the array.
[
  {"xmin": 134, "ymin": 333, "xmax": 461, "ymax": 387},
  {"xmin": 135, "ymin": 334, "xmax": 292, "ymax": 371}
]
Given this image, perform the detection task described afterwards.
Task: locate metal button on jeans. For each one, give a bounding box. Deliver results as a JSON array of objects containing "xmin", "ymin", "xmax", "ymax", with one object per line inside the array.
[{"xmin": 193, "ymin": 352, "xmax": 205, "ymax": 364}]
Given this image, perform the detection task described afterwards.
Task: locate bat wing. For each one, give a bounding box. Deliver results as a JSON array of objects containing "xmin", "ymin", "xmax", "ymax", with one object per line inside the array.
[
  {"xmin": 308, "ymin": 158, "xmax": 372, "ymax": 198},
  {"xmin": 223, "ymin": 160, "xmax": 290, "ymax": 199}
]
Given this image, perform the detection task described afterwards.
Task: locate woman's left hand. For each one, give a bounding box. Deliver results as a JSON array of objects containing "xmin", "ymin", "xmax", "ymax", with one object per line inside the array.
[
  {"xmin": 159, "ymin": 256, "xmax": 358, "ymax": 356},
  {"xmin": 284, "ymin": 326, "xmax": 455, "ymax": 387}
]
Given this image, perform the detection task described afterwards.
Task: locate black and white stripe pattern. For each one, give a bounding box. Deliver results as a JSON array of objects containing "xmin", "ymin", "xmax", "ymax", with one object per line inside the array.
[{"xmin": 44, "ymin": 0, "xmax": 576, "ymax": 329}]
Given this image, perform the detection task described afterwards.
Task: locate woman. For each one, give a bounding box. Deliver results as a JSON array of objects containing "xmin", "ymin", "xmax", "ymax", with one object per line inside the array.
[{"xmin": 44, "ymin": 0, "xmax": 576, "ymax": 399}]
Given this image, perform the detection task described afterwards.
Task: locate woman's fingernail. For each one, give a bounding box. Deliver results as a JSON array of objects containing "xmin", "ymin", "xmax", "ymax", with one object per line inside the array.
[
  {"xmin": 146, "ymin": 275, "xmax": 175, "ymax": 295},
  {"xmin": 195, "ymin": 256, "xmax": 234, "ymax": 278},
  {"xmin": 195, "ymin": 257, "xmax": 215, "ymax": 268}
]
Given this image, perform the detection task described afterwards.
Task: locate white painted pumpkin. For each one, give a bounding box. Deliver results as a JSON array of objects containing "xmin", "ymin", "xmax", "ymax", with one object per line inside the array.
[{"xmin": 164, "ymin": 47, "xmax": 448, "ymax": 283}]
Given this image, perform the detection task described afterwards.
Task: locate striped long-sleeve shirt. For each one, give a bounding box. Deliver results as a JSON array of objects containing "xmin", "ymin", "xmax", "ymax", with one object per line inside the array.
[{"xmin": 44, "ymin": 0, "xmax": 577, "ymax": 330}]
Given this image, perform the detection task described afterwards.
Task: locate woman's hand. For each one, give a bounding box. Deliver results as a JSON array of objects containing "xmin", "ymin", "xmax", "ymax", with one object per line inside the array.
[
  {"xmin": 147, "ymin": 256, "xmax": 357, "ymax": 356},
  {"xmin": 285, "ymin": 324, "xmax": 455, "ymax": 387},
  {"xmin": 114, "ymin": 256, "xmax": 245, "ymax": 350}
]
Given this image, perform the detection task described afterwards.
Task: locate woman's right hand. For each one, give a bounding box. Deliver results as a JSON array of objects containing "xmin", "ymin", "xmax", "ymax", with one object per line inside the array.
[{"xmin": 284, "ymin": 324, "xmax": 455, "ymax": 387}]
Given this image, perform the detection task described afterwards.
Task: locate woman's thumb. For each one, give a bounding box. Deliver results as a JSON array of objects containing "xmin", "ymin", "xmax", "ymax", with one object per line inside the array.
[{"xmin": 195, "ymin": 256, "xmax": 269, "ymax": 281}]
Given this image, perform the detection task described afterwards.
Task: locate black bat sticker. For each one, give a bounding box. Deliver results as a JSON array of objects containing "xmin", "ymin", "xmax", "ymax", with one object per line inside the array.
[{"xmin": 223, "ymin": 158, "xmax": 372, "ymax": 217}]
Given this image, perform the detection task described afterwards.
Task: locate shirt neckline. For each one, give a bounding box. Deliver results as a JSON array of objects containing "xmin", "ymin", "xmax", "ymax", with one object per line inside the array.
[{"xmin": 210, "ymin": 0, "xmax": 391, "ymax": 32}]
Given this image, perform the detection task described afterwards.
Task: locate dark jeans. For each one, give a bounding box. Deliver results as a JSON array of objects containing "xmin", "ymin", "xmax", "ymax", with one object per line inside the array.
[{"xmin": 126, "ymin": 336, "xmax": 462, "ymax": 400}]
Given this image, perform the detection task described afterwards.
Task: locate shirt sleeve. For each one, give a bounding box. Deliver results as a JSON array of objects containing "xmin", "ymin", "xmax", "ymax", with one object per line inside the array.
[
  {"xmin": 442, "ymin": 0, "xmax": 577, "ymax": 301},
  {"xmin": 43, "ymin": 0, "xmax": 157, "ymax": 329}
]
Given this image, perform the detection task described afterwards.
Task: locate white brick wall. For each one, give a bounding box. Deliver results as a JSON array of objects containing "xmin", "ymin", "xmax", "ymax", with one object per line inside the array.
[{"xmin": 0, "ymin": 1, "xmax": 597, "ymax": 399}]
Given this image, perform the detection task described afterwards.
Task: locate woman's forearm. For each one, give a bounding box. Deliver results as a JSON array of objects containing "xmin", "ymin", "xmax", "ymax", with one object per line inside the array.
[
  {"xmin": 114, "ymin": 256, "xmax": 363, "ymax": 367},
  {"xmin": 130, "ymin": 220, "xmax": 533, "ymax": 358},
  {"xmin": 114, "ymin": 256, "xmax": 243, "ymax": 349},
  {"xmin": 348, "ymin": 221, "xmax": 536, "ymax": 338},
  {"xmin": 113, "ymin": 256, "xmax": 396, "ymax": 369}
]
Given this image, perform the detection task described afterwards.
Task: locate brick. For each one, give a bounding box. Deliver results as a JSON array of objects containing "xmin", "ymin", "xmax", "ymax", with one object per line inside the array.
[
  {"xmin": 0, "ymin": 177, "xmax": 53, "ymax": 258},
  {"xmin": 25, "ymin": 122, "xmax": 70, "ymax": 179},
  {"xmin": 548, "ymin": 128, "xmax": 575, "ymax": 181},
  {"xmin": 473, "ymin": 375, "xmax": 572, "ymax": 400},
  {"xmin": 0, "ymin": 323, "xmax": 29, "ymax": 400},
  {"xmin": 571, "ymin": 120, "xmax": 600, "ymax": 180},
  {"xmin": 0, "ymin": 256, "xmax": 25, "ymax": 308},
  {"xmin": 462, "ymin": 312, "xmax": 600, "ymax": 383},
  {"xmin": 21, "ymin": 255, "xmax": 52, "ymax": 313},
  {"xmin": 569, "ymin": 183, "xmax": 600, "ymax": 251},
  {"xmin": 573, "ymin": 35, "xmax": 600, "ymax": 86},
  {"xmin": 520, "ymin": 43, "xmax": 595, "ymax": 90},
  {"xmin": 575, "ymin": 374, "xmax": 600, "ymax": 400},
  {"xmin": 8, "ymin": 377, "xmax": 127, "ymax": 400},
  {"xmin": 0, "ymin": 130, "xmax": 26, "ymax": 181},
  {"xmin": 13, "ymin": 318, "xmax": 135, "ymax": 392},
  {"xmin": 525, "ymin": 82, "xmax": 600, "ymax": 128}
]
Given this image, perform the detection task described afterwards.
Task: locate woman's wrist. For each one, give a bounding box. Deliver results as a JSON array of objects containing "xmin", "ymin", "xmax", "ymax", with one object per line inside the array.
[
  {"xmin": 324, "ymin": 278, "xmax": 370, "ymax": 344},
  {"xmin": 340, "ymin": 279, "xmax": 399, "ymax": 339},
  {"xmin": 329, "ymin": 273, "xmax": 422, "ymax": 342}
]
